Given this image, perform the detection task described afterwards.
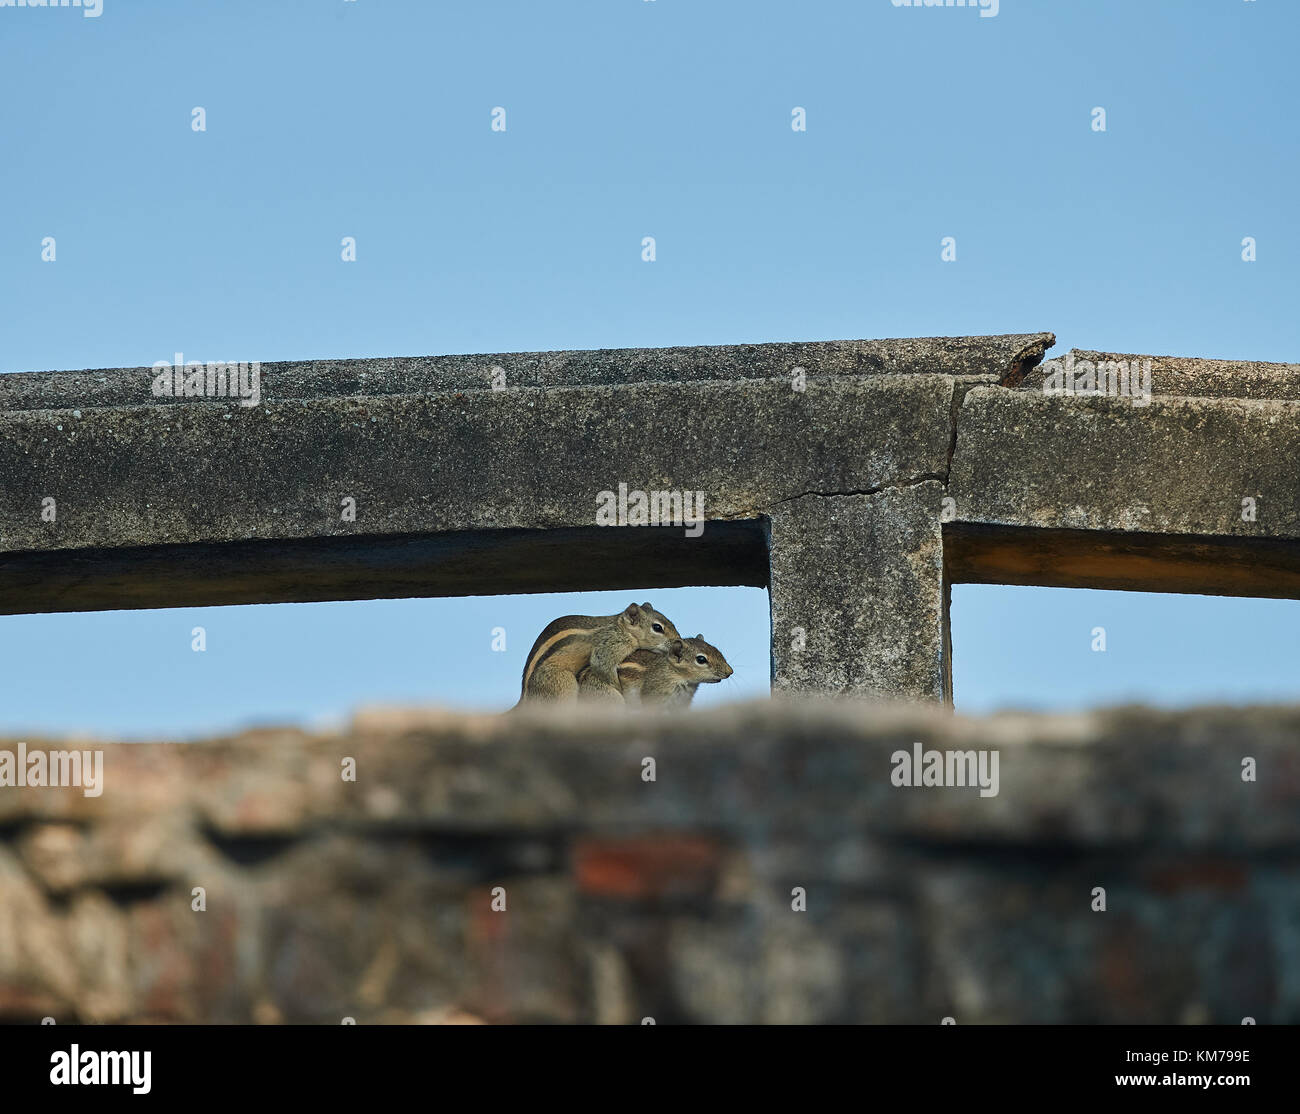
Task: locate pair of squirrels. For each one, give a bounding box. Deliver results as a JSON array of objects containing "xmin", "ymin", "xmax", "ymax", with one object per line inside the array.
[{"xmin": 514, "ymin": 602, "xmax": 733, "ymax": 709}]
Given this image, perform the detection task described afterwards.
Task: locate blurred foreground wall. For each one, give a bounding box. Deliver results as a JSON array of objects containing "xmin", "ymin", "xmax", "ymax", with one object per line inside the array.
[{"xmin": 1, "ymin": 701, "xmax": 1297, "ymax": 1024}]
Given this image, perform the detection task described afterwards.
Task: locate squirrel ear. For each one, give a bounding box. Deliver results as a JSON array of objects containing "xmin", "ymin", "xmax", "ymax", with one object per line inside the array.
[
  {"xmin": 669, "ymin": 639, "xmax": 684, "ymax": 658},
  {"xmin": 694, "ymin": 633, "xmax": 703, "ymax": 641},
  {"xmin": 641, "ymin": 601, "xmax": 654, "ymax": 611},
  {"xmin": 623, "ymin": 603, "xmax": 641, "ymax": 619}
]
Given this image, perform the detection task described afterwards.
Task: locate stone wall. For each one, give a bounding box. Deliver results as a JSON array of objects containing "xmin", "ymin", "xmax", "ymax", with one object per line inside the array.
[{"xmin": 2, "ymin": 700, "xmax": 1296, "ymax": 1024}]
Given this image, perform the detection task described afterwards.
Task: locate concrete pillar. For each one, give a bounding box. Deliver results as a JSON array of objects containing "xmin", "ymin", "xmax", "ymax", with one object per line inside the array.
[{"xmin": 767, "ymin": 481, "xmax": 947, "ymax": 701}]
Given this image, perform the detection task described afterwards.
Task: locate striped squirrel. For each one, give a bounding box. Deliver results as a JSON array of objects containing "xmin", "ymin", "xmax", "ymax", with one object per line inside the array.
[
  {"xmin": 584, "ymin": 634, "xmax": 733, "ymax": 708},
  {"xmin": 515, "ymin": 602, "xmax": 681, "ymax": 706}
]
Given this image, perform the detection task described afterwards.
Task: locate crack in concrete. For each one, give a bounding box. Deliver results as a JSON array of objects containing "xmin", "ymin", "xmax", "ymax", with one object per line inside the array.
[
  {"xmin": 768, "ymin": 473, "xmax": 947, "ymax": 507},
  {"xmin": 945, "ymin": 384, "xmax": 963, "ymax": 481}
]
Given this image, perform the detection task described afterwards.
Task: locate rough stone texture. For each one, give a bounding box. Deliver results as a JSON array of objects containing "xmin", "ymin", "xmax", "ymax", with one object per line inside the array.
[
  {"xmin": 768, "ymin": 483, "xmax": 946, "ymax": 700},
  {"xmin": 950, "ymin": 386, "xmax": 1300, "ymax": 538},
  {"xmin": 1, "ymin": 700, "xmax": 1296, "ymax": 1024},
  {"xmin": 972, "ymin": 345, "xmax": 1300, "ymax": 594},
  {"xmin": 1017, "ymin": 348, "xmax": 1300, "ymax": 401},
  {"xmin": 0, "ymin": 334, "xmax": 1044, "ymax": 570},
  {"xmin": 0, "ymin": 334, "xmax": 1053, "ymax": 411},
  {"xmin": 0, "ymin": 376, "xmax": 956, "ymax": 553}
]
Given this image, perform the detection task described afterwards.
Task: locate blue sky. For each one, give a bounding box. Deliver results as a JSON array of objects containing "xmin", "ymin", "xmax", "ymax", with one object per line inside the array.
[{"xmin": 2, "ymin": 1, "xmax": 1297, "ymax": 736}]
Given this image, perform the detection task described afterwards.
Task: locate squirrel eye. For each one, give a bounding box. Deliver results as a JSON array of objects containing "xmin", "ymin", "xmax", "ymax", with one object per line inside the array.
[
  {"xmin": 652, "ymin": 623, "xmax": 663, "ymax": 633},
  {"xmin": 696, "ymin": 655, "xmax": 707, "ymax": 665}
]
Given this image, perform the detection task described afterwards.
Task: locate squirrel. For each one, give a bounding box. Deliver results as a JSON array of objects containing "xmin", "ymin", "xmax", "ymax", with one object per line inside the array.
[
  {"xmin": 583, "ymin": 634, "xmax": 733, "ymax": 708},
  {"xmin": 514, "ymin": 602, "xmax": 681, "ymax": 706}
]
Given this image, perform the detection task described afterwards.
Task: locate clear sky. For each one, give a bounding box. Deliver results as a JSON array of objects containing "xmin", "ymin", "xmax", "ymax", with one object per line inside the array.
[{"xmin": 2, "ymin": 1, "xmax": 1297, "ymax": 737}]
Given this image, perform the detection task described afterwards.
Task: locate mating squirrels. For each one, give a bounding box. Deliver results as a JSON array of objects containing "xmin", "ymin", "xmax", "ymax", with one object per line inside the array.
[
  {"xmin": 515, "ymin": 602, "xmax": 680, "ymax": 706},
  {"xmin": 582, "ymin": 634, "xmax": 733, "ymax": 707}
]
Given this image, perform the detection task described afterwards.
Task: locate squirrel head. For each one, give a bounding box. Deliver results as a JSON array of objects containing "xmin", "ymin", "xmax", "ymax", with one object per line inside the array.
[
  {"xmin": 666, "ymin": 635, "xmax": 734, "ymax": 683},
  {"xmin": 620, "ymin": 601, "xmax": 681, "ymax": 653}
]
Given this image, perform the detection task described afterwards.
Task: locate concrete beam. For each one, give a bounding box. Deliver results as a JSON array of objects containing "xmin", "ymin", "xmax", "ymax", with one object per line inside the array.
[
  {"xmin": 0, "ymin": 332, "xmax": 1043, "ymax": 700},
  {"xmin": 1, "ymin": 332, "xmax": 1054, "ymax": 410},
  {"xmin": 951, "ymin": 388, "xmax": 1300, "ymax": 539},
  {"xmin": 10, "ymin": 331, "xmax": 1300, "ymax": 694},
  {"xmin": 2, "ymin": 335, "xmax": 1052, "ymax": 621},
  {"xmin": 949, "ymin": 351, "xmax": 1300, "ymax": 599},
  {"xmin": 0, "ymin": 375, "xmax": 957, "ymax": 554}
]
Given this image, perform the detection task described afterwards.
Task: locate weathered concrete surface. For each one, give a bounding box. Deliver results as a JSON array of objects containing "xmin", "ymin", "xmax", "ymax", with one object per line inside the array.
[
  {"xmin": 0, "ymin": 376, "xmax": 956, "ymax": 554},
  {"xmin": 768, "ymin": 483, "xmax": 946, "ymax": 700},
  {"xmin": 0, "ymin": 333, "xmax": 1050, "ymax": 629},
  {"xmin": 1016, "ymin": 348, "xmax": 1300, "ymax": 401},
  {"xmin": 946, "ymin": 370, "xmax": 1300, "ymax": 601},
  {"xmin": 1, "ymin": 700, "xmax": 1296, "ymax": 1024},
  {"xmin": 0, "ymin": 334, "xmax": 1050, "ymax": 556},
  {"xmin": 951, "ymin": 386, "xmax": 1300, "ymax": 537},
  {"xmin": 0, "ymin": 333, "xmax": 1053, "ymax": 411}
]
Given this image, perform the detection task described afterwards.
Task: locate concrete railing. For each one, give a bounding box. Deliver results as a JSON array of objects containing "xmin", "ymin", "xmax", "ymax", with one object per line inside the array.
[{"xmin": 6, "ymin": 332, "xmax": 1299, "ymax": 701}]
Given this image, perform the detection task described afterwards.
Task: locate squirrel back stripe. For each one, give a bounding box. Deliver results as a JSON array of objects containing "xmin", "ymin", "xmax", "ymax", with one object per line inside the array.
[{"xmin": 521, "ymin": 626, "xmax": 595, "ymax": 695}]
